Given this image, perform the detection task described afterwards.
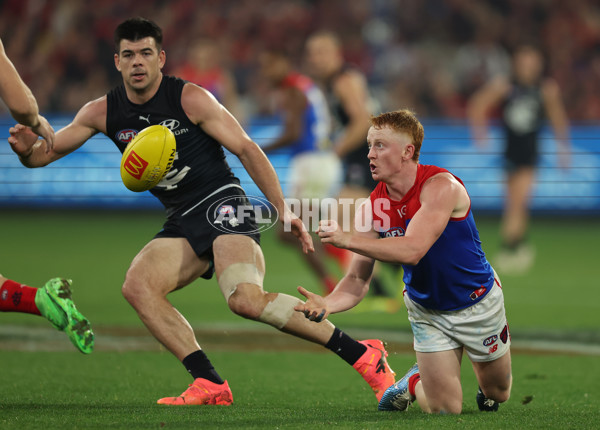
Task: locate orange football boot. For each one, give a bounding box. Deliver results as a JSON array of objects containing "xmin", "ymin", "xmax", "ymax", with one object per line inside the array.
[
  {"xmin": 353, "ymin": 339, "xmax": 396, "ymax": 401},
  {"xmin": 157, "ymin": 378, "xmax": 233, "ymax": 405}
]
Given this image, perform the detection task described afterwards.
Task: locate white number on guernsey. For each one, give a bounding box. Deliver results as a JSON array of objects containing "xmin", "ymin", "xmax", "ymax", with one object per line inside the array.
[{"xmin": 155, "ymin": 152, "xmax": 190, "ymax": 191}]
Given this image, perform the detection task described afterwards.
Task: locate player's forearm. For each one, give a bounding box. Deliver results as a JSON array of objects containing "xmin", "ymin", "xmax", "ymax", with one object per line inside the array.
[
  {"xmin": 325, "ymin": 274, "xmax": 369, "ymax": 314},
  {"xmin": 466, "ymin": 101, "xmax": 490, "ymax": 143},
  {"xmin": 550, "ymin": 115, "xmax": 570, "ymax": 148},
  {"xmin": 467, "ymin": 110, "xmax": 487, "ymax": 133},
  {"xmin": 0, "ymin": 58, "xmax": 41, "ymax": 127},
  {"xmin": 5, "ymin": 85, "xmax": 41, "ymax": 129},
  {"xmin": 238, "ymin": 142, "xmax": 287, "ymax": 214},
  {"xmin": 555, "ymin": 130, "xmax": 570, "ymax": 149},
  {"xmin": 263, "ymin": 118, "xmax": 302, "ymax": 153},
  {"xmin": 11, "ymin": 107, "xmax": 41, "ymax": 130},
  {"xmin": 347, "ymin": 234, "xmax": 423, "ymax": 265}
]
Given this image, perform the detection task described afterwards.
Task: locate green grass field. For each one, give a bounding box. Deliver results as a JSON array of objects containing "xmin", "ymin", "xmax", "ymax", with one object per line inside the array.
[{"xmin": 1, "ymin": 210, "xmax": 599, "ymax": 429}]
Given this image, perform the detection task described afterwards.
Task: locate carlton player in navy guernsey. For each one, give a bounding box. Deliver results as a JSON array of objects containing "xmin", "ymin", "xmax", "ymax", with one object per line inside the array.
[
  {"xmin": 468, "ymin": 45, "xmax": 570, "ymax": 274},
  {"xmin": 296, "ymin": 109, "xmax": 513, "ymax": 414},
  {"xmin": 107, "ymin": 74, "xmax": 238, "ymax": 216},
  {"xmin": 8, "ymin": 18, "xmax": 397, "ymax": 406}
]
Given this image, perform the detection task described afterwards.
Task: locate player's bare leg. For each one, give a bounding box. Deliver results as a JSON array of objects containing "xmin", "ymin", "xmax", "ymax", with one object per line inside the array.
[
  {"xmin": 380, "ymin": 348, "xmax": 462, "ymax": 413},
  {"xmin": 415, "ymin": 349, "xmax": 463, "ymax": 414},
  {"xmin": 497, "ymin": 167, "xmax": 536, "ymax": 273},
  {"xmin": 213, "ymin": 234, "xmax": 335, "ymax": 344},
  {"xmin": 121, "ymin": 237, "xmax": 209, "ymax": 360},
  {"xmin": 214, "ymin": 234, "xmax": 395, "ymax": 400},
  {"xmin": 503, "ymin": 167, "xmax": 535, "ymax": 246},
  {"xmin": 471, "ymin": 350, "xmax": 512, "ymax": 406},
  {"xmin": 122, "ymin": 238, "xmax": 234, "ymax": 405}
]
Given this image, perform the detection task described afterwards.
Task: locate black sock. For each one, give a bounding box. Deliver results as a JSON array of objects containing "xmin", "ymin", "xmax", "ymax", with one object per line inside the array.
[
  {"xmin": 325, "ymin": 328, "xmax": 367, "ymax": 366},
  {"xmin": 502, "ymin": 237, "xmax": 526, "ymax": 251},
  {"xmin": 182, "ymin": 350, "xmax": 224, "ymax": 384}
]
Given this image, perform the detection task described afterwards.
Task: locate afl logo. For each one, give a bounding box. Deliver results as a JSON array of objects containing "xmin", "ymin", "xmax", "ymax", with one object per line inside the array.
[
  {"xmin": 380, "ymin": 227, "xmax": 405, "ymax": 238},
  {"xmin": 207, "ymin": 194, "xmax": 278, "ymax": 234},
  {"xmin": 160, "ymin": 119, "xmax": 180, "ymax": 131},
  {"xmin": 117, "ymin": 129, "xmax": 138, "ymax": 144},
  {"xmin": 483, "ymin": 335, "xmax": 498, "ymax": 347}
]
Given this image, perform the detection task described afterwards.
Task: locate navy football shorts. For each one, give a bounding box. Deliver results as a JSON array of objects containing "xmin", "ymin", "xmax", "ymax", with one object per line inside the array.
[{"xmin": 155, "ymin": 184, "xmax": 261, "ymax": 279}]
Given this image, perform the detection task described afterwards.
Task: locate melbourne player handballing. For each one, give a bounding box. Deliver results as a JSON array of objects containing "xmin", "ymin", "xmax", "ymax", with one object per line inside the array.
[{"xmin": 296, "ymin": 109, "xmax": 512, "ymax": 414}]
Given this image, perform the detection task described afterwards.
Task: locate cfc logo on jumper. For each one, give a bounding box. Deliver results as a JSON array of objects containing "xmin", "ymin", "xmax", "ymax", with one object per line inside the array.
[
  {"xmin": 116, "ymin": 129, "xmax": 138, "ymax": 144},
  {"xmin": 207, "ymin": 195, "xmax": 278, "ymax": 234},
  {"xmin": 160, "ymin": 119, "xmax": 189, "ymax": 136},
  {"xmin": 123, "ymin": 150, "xmax": 148, "ymax": 180}
]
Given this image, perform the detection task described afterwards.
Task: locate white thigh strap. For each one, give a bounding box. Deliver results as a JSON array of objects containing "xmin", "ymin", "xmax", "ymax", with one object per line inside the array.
[{"xmin": 217, "ymin": 263, "xmax": 264, "ymax": 299}]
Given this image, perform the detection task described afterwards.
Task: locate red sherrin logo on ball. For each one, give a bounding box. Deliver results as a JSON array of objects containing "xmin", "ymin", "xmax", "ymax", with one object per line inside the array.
[{"xmin": 123, "ymin": 150, "xmax": 149, "ymax": 180}]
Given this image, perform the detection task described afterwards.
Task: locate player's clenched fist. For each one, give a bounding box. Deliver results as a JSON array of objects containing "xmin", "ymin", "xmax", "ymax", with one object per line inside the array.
[{"xmin": 316, "ymin": 219, "xmax": 351, "ymax": 249}]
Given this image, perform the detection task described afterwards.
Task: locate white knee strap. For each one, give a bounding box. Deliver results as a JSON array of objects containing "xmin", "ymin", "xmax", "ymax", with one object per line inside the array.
[
  {"xmin": 259, "ymin": 294, "xmax": 302, "ymax": 329},
  {"xmin": 217, "ymin": 263, "xmax": 264, "ymax": 299}
]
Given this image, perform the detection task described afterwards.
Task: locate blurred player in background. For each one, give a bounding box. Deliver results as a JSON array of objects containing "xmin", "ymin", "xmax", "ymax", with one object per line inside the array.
[
  {"xmin": 173, "ymin": 38, "xmax": 245, "ymax": 124},
  {"xmin": 296, "ymin": 110, "xmax": 512, "ymax": 414},
  {"xmin": 8, "ymin": 18, "xmax": 395, "ymax": 405},
  {"xmin": 468, "ymin": 45, "xmax": 570, "ymax": 274},
  {"xmin": 0, "ymin": 37, "xmax": 94, "ymax": 354},
  {"xmin": 305, "ymin": 31, "xmax": 398, "ymax": 310},
  {"xmin": 258, "ymin": 48, "xmax": 342, "ymax": 294}
]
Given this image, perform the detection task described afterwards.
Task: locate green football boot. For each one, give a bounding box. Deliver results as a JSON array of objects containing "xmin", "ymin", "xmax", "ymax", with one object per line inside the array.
[{"xmin": 35, "ymin": 278, "xmax": 94, "ymax": 354}]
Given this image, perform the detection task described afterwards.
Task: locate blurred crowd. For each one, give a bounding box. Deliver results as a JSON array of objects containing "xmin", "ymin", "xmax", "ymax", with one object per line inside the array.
[{"xmin": 1, "ymin": 0, "xmax": 600, "ymax": 120}]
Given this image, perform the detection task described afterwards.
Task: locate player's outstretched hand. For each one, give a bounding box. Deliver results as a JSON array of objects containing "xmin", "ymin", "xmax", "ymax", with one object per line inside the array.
[
  {"xmin": 30, "ymin": 115, "xmax": 55, "ymax": 153},
  {"xmin": 284, "ymin": 210, "xmax": 314, "ymax": 254},
  {"xmin": 294, "ymin": 286, "xmax": 330, "ymax": 322},
  {"xmin": 8, "ymin": 123, "xmax": 41, "ymax": 157},
  {"xmin": 317, "ymin": 219, "xmax": 350, "ymax": 249}
]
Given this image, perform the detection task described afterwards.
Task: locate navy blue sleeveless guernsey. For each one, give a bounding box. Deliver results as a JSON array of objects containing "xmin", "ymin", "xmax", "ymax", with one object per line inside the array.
[
  {"xmin": 106, "ymin": 75, "xmax": 239, "ymax": 217},
  {"xmin": 501, "ymin": 79, "xmax": 545, "ymax": 166},
  {"xmin": 370, "ymin": 164, "xmax": 495, "ymax": 311}
]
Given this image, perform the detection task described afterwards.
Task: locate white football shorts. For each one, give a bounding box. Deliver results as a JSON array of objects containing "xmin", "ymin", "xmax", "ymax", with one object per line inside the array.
[
  {"xmin": 286, "ymin": 151, "xmax": 342, "ymax": 200},
  {"xmin": 404, "ymin": 271, "xmax": 510, "ymax": 362}
]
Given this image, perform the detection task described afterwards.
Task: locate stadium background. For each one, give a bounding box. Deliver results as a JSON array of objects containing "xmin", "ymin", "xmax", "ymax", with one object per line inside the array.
[{"xmin": 1, "ymin": 1, "xmax": 599, "ymax": 429}]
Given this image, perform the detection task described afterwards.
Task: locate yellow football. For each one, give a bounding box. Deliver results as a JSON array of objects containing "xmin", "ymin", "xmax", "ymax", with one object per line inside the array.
[{"xmin": 120, "ymin": 125, "xmax": 176, "ymax": 192}]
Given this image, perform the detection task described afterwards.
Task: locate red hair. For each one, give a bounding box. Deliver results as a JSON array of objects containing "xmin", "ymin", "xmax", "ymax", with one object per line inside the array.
[{"xmin": 371, "ymin": 109, "xmax": 424, "ymax": 161}]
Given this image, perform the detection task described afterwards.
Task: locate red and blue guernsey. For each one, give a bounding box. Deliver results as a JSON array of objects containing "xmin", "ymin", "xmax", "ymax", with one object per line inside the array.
[
  {"xmin": 369, "ymin": 164, "xmax": 495, "ymax": 311},
  {"xmin": 280, "ymin": 73, "xmax": 330, "ymax": 156}
]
